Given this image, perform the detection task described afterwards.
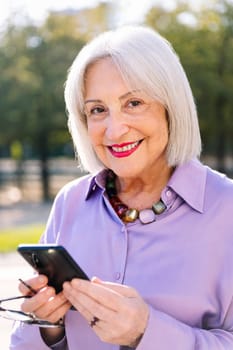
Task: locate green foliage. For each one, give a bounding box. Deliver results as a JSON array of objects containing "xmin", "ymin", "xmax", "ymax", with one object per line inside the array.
[
  {"xmin": 10, "ymin": 141, "xmax": 23, "ymax": 160},
  {"xmin": 0, "ymin": 3, "xmax": 111, "ymax": 160},
  {"xmin": 145, "ymin": 0, "xmax": 233, "ymax": 168},
  {"xmin": 0, "ymin": 13, "xmax": 85, "ymax": 156},
  {"xmin": 0, "ymin": 224, "xmax": 44, "ymax": 253},
  {"xmin": 0, "ymin": 3, "xmax": 112, "ymax": 198}
]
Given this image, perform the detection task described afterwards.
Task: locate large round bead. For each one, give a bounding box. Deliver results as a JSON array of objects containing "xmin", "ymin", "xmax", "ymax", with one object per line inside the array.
[
  {"xmin": 123, "ymin": 209, "xmax": 139, "ymax": 222},
  {"xmin": 139, "ymin": 209, "xmax": 156, "ymax": 224}
]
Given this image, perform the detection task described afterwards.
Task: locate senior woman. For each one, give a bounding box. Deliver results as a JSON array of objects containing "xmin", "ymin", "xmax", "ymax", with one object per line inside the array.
[{"xmin": 10, "ymin": 25, "xmax": 233, "ymax": 349}]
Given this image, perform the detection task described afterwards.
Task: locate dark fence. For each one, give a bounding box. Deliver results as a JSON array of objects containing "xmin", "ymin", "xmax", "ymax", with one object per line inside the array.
[
  {"xmin": 0, "ymin": 156, "xmax": 232, "ymax": 207},
  {"xmin": 0, "ymin": 158, "xmax": 84, "ymax": 206}
]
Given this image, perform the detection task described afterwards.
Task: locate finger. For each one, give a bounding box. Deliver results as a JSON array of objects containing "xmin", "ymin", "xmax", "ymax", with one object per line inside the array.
[
  {"xmin": 34, "ymin": 291, "xmax": 68, "ymax": 315},
  {"xmin": 58, "ymin": 286, "xmax": 103, "ymax": 327},
  {"xmin": 92, "ymin": 278, "xmax": 138, "ymax": 298},
  {"xmin": 45, "ymin": 301, "xmax": 71, "ymax": 324},
  {"xmin": 64, "ymin": 284, "xmax": 116, "ymax": 322},
  {"xmin": 65, "ymin": 293, "xmax": 94, "ymax": 324},
  {"xmin": 22, "ymin": 288, "xmax": 71, "ymax": 323},
  {"xmin": 35, "ymin": 293, "xmax": 71, "ymax": 323},
  {"xmin": 21, "ymin": 286, "xmax": 55, "ymax": 313},
  {"xmin": 63, "ymin": 279, "xmax": 120, "ymax": 311},
  {"xmin": 19, "ymin": 275, "xmax": 48, "ymax": 295},
  {"xmin": 63, "ymin": 281, "xmax": 98, "ymax": 319},
  {"xmin": 70, "ymin": 278, "xmax": 138, "ymax": 303}
]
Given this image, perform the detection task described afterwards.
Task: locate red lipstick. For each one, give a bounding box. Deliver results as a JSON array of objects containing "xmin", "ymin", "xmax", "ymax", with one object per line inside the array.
[{"xmin": 108, "ymin": 141, "xmax": 140, "ymax": 158}]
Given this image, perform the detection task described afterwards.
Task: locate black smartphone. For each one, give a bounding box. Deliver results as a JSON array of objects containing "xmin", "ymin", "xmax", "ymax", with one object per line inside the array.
[{"xmin": 17, "ymin": 244, "xmax": 89, "ymax": 293}]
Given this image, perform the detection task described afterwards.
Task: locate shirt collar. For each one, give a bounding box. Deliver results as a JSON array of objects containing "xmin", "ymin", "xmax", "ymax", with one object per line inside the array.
[
  {"xmin": 167, "ymin": 158, "xmax": 207, "ymax": 213},
  {"xmin": 85, "ymin": 169, "xmax": 107, "ymax": 200},
  {"xmin": 85, "ymin": 159, "xmax": 207, "ymax": 213}
]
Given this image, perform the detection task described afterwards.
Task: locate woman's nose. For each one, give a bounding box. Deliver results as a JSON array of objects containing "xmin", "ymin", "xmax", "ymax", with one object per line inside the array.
[{"xmin": 105, "ymin": 110, "xmax": 129, "ymax": 141}]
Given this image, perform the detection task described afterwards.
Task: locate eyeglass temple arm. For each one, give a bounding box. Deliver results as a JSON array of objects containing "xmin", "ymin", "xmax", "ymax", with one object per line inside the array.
[
  {"xmin": 18, "ymin": 278, "xmax": 37, "ymax": 295},
  {"xmin": 0, "ymin": 295, "xmax": 31, "ymax": 303},
  {"xmin": 0, "ymin": 278, "xmax": 37, "ymax": 303}
]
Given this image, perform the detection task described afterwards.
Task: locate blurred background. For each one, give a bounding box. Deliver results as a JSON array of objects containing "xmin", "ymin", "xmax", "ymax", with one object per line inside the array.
[{"xmin": 0, "ymin": 0, "xmax": 233, "ymax": 247}]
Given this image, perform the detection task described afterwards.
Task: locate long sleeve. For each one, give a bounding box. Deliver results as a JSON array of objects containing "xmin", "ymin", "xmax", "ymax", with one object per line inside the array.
[
  {"xmin": 10, "ymin": 322, "xmax": 67, "ymax": 350},
  {"xmin": 137, "ymin": 305, "xmax": 233, "ymax": 349}
]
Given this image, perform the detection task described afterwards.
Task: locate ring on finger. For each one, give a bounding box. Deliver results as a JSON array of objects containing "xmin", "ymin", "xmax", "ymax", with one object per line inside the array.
[{"xmin": 90, "ymin": 316, "xmax": 99, "ymax": 327}]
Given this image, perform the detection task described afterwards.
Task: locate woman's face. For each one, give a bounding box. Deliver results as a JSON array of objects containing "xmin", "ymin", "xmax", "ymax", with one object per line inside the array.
[{"xmin": 84, "ymin": 58, "xmax": 169, "ymax": 179}]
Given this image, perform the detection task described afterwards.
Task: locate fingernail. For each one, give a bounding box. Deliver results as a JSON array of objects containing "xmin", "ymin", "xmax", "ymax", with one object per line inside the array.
[
  {"xmin": 71, "ymin": 279, "xmax": 80, "ymax": 287},
  {"xmin": 39, "ymin": 276, "xmax": 46, "ymax": 283},
  {"xmin": 46, "ymin": 288, "xmax": 54, "ymax": 296},
  {"xmin": 63, "ymin": 282, "xmax": 70, "ymax": 290}
]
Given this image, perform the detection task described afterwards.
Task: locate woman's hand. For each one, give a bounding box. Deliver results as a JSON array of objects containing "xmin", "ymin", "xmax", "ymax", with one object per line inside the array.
[
  {"xmin": 63, "ymin": 277, "xmax": 149, "ymax": 347},
  {"xmin": 19, "ymin": 275, "xmax": 71, "ymax": 346},
  {"xmin": 19, "ymin": 275, "xmax": 71, "ymax": 323}
]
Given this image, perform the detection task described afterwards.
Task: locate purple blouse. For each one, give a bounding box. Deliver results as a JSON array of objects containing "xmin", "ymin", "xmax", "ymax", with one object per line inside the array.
[{"xmin": 10, "ymin": 159, "xmax": 233, "ymax": 349}]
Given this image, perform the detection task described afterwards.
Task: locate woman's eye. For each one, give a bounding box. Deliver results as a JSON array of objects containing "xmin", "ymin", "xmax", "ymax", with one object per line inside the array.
[
  {"xmin": 90, "ymin": 106, "xmax": 105, "ymax": 115},
  {"xmin": 128, "ymin": 100, "xmax": 143, "ymax": 108}
]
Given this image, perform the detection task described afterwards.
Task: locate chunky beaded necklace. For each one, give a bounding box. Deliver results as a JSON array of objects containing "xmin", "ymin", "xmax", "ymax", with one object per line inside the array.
[{"xmin": 106, "ymin": 170, "xmax": 167, "ymax": 224}]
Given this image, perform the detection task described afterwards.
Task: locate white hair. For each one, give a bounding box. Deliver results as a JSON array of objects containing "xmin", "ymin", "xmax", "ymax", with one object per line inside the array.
[{"xmin": 64, "ymin": 25, "xmax": 202, "ymax": 173}]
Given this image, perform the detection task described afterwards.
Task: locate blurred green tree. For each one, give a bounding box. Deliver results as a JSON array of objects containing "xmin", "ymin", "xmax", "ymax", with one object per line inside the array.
[
  {"xmin": 0, "ymin": 2, "xmax": 110, "ymax": 200},
  {"xmin": 0, "ymin": 22, "xmax": 83, "ymax": 200},
  {"xmin": 146, "ymin": 0, "xmax": 233, "ymax": 172}
]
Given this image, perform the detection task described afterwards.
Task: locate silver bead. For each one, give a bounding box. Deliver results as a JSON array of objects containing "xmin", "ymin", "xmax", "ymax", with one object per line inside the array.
[{"xmin": 139, "ymin": 209, "xmax": 156, "ymax": 224}]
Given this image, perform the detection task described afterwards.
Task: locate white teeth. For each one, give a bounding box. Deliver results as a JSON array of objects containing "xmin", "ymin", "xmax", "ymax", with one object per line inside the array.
[{"xmin": 112, "ymin": 141, "xmax": 139, "ymax": 152}]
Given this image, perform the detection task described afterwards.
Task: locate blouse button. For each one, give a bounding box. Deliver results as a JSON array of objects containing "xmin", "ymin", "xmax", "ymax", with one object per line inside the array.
[
  {"xmin": 166, "ymin": 190, "xmax": 172, "ymax": 197},
  {"xmin": 115, "ymin": 272, "xmax": 121, "ymax": 280}
]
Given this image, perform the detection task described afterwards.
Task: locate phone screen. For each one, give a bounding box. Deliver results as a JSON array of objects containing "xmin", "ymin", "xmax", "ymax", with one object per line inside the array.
[{"xmin": 17, "ymin": 244, "xmax": 89, "ymax": 293}]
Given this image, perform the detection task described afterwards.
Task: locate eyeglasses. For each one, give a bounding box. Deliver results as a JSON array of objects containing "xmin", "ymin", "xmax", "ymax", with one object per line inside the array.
[
  {"xmin": 0, "ymin": 279, "xmax": 64, "ymax": 328},
  {"xmin": 0, "ymin": 295, "xmax": 64, "ymax": 327}
]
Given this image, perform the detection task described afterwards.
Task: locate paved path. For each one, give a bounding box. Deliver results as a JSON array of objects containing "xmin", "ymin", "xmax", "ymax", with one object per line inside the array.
[
  {"xmin": 0, "ymin": 202, "xmax": 52, "ymax": 348},
  {"xmin": 0, "ymin": 253, "xmax": 33, "ymax": 349},
  {"xmin": 0, "ymin": 202, "xmax": 52, "ymax": 229}
]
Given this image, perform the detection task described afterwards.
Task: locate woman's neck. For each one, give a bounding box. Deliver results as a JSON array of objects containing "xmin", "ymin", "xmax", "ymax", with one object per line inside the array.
[{"xmin": 115, "ymin": 165, "xmax": 174, "ymax": 210}]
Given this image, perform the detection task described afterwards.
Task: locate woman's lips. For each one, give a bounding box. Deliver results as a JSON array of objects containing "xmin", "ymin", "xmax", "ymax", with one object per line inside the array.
[{"xmin": 108, "ymin": 141, "xmax": 141, "ymax": 158}]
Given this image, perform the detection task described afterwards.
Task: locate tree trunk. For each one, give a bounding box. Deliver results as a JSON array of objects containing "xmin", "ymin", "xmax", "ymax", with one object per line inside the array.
[
  {"xmin": 215, "ymin": 31, "xmax": 228, "ymax": 173},
  {"xmin": 215, "ymin": 93, "xmax": 226, "ymax": 173},
  {"xmin": 40, "ymin": 156, "xmax": 50, "ymax": 201},
  {"xmin": 37, "ymin": 134, "xmax": 50, "ymax": 202}
]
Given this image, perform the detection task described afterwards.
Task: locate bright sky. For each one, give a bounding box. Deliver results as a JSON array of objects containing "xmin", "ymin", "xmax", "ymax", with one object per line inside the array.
[
  {"xmin": 0, "ymin": 0, "xmax": 155, "ymax": 26},
  {"xmin": 0, "ymin": 0, "xmax": 98, "ymax": 24},
  {"xmin": 0, "ymin": 0, "xmax": 199, "ymax": 29},
  {"xmin": 1, "ymin": 0, "xmax": 231, "ymax": 30}
]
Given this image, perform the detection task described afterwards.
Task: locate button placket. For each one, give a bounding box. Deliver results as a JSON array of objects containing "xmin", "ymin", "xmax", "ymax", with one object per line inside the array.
[{"xmin": 113, "ymin": 225, "xmax": 128, "ymax": 283}]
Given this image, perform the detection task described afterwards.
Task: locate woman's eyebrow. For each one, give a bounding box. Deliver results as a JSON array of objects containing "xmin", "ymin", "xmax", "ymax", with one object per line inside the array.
[
  {"xmin": 84, "ymin": 99, "xmax": 102, "ymax": 105},
  {"xmin": 84, "ymin": 90, "xmax": 142, "ymax": 105},
  {"xmin": 119, "ymin": 90, "xmax": 141, "ymax": 101}
]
